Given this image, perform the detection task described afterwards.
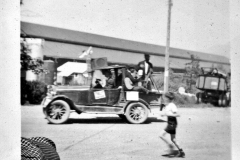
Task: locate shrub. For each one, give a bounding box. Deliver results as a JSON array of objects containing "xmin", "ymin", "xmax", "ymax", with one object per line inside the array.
[
  {"xmin": 154, "ymin": 72, "xmax": 188, "ymax": 93},
  {"xmin": 173, "ymin": 93, "xmax": 196, "ymax": 105},
  {"xmin": 153, "ymin": 72, "xmax": 198, "ymax": 106},
  {"xmin": 21, "ymin": 80, "xmax": 47, "ymax": 104}
]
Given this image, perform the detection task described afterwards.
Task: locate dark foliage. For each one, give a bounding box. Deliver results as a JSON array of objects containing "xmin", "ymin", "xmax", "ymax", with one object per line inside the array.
[
  {"xmin": 21, "ymin": 80, "xmax": 47, "ymax": 104},
  {"xmin": 183, "ymin": 54, "xmax": 201, "ymax": 93},
  {"xmin": 20, "ymin": 38, "xmax": 47, "ymax": 74}
]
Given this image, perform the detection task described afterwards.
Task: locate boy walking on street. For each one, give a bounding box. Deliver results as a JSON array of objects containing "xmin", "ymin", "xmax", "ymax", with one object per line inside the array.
[{"xmin": 159, "ymin": 92, "xmax": 185, "ymax": 158}]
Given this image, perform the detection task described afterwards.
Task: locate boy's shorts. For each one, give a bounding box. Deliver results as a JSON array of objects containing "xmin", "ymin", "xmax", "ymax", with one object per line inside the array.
[{"xmin": 165, "ymin": 123, "xmax": 177, "ymax": 134}]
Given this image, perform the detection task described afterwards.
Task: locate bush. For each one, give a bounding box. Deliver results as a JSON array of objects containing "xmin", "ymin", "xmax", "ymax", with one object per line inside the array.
[
  {"xmin": 153, "ymin": 72, "xmax": 199, "ymax": 106},
  {"xmin": 21, "ymin": 80, "xmax": 47, "ymax": 105},
  {"xmin": 173, "ymin": 93, "xmax": 196, "ymax": 106},
  {"xmin": 154, "ymin": 72, "xmax": 188, "ymax": 93}
]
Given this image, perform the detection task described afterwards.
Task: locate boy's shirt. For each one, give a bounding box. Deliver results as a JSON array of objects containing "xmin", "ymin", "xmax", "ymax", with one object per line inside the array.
[
  {"xmin": 165, "ymin": 102, "xmax": 178, "ymax": 113},
  {"xmin": 165, "ymin": 102, "xmax": 178, "ymax": 125}
]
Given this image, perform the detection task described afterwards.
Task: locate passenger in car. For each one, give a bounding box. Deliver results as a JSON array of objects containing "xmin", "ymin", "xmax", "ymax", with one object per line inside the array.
[
  {"xmin": 102, "ymin": 69, "xmax": 116, "ymax": 89},
  {"xmin": 124, "ymin": 67, "xmax": 149, "ymax": 94},
  {"xmin": 125, "ymin": 65, "xmax": 142, "ymax": 84}
]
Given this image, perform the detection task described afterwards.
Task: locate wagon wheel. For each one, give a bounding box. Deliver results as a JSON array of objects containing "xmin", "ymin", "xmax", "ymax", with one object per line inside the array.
[
  {"xmin": 196, "ymin": 93, "xmax": 199, "ymax": 103},
  {"xmin": 221, "ymin": 94, "xmax": 228, "ymax": 107},
  {"xmin": 218, "ymin": 95, "xmax": 223, "ymax": 106},
  {"xmin": 197, "ymin": 93, "xmax": 202, "ymax": 104},
  {"xmin": 125, "ymin": 102, "xmax": 149, "ymax": 124},
  {"xmin": 46, "ymin": 100, "xmax": 70, "ymax": 124},
  {"xmin": 228, "ymin": 92, "xmax": 231, "ymax": 106}
]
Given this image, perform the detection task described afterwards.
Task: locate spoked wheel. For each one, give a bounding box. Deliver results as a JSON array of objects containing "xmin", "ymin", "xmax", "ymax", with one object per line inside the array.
[
  {"xmin": 125, "ymin": 102, "xmax": 149, "ymax": 124},
  {"xmin": 46, "ymin": 100, "xmax": 70, "ymax": 124},
  {"xmin": 218, "ymin": 95, "xmax": 223, "ymax": 106},
  {"xmin": 221, "ymin": 94, "xmax": 228, "ymax": 107},
  {"xmin": 196, "ymin": 92, "xmax": 202, "ymax": 104}
]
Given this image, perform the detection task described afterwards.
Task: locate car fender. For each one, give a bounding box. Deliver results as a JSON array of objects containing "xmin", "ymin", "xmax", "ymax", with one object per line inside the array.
[
  {"xmin": 45, "ymin": 95, "xmax": 82, "ymax": 114},
  {"xmin": 123, "ymin": 98, "xmax": 151, "ymax": 113}
]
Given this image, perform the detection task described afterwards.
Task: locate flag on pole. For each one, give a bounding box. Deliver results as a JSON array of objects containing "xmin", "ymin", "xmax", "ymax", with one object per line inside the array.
[{"xmin": 79, "ymin": 46, "xmax": 93, "ymax": 58}]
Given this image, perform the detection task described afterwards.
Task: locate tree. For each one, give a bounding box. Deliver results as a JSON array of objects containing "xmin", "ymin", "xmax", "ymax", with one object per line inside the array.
[
  {"xmin": 21, "ymin": 37, "xmax": 48, "ymax": 105},
  {"xmin": 183, "ymin": 54, "xmax": 201, "ymax": 93},
  {"xmin": 20, "ymin": 37, "xmax": 47, "ymax": 74}
]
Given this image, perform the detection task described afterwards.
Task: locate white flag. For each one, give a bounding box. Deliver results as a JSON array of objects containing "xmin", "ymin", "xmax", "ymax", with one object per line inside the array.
[{"xmin": 79, "ymin": 46, "xmax": 93, "ymax": 58}]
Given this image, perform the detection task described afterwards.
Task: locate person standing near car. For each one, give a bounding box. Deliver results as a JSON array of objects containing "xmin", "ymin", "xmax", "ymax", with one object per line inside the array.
[
  {"xmin": 159, "ymin": 92, "xmax": 185, "ymax": 158},
  {"xmin": 137, "ymin": 54, "xmax": 153, "ymax": 89}
]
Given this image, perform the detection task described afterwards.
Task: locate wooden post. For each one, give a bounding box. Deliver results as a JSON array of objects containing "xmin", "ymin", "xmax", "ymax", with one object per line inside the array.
[
  {"xmin": 86, "ymin": 55, "xmax": 92, "ymax": 86},
  {"xmin": 79, "ymin": 47, "xmax": 93, "ymax": 86},
  {"xmin": 164, "ymin": 0, "xmax": 173, "ymax": 93}
]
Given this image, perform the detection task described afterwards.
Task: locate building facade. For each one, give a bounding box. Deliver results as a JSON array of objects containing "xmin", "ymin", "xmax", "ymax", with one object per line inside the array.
[{"xmin": 21, "ymin": 22, "xmax": 230, "ymax": 85}]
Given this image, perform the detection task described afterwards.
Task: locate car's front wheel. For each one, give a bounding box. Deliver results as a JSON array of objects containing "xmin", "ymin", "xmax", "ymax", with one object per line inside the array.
[
  {"xmin": 125, "ymin": 102, "xmax": 149, "ymax": 124},
  {"xmin": 46, "ymin": 100, "xmax": 70, "ymax": 124}
]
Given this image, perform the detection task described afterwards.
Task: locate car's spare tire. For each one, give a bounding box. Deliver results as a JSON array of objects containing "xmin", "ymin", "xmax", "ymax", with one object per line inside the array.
[
  {"xmin": 46, "ymin": 100, "xmax": 70, "ymax": 124},
  {"xmin": 125, "ymin": 102, "xmax": 149, "ymax": 124}
]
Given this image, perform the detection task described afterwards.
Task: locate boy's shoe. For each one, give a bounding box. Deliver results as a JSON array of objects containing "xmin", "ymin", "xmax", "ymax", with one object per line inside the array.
[{"xmin": 175, "ymin": 150, "xmax": 185, "ymax": 158}]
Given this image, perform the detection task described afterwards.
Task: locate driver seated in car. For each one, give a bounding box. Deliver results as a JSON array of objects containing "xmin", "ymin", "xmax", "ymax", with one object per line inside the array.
[
  {"xmin": 102, "ymin": 69, "xmax": 116, "ymax": 89},
  {"xmin": 92, "ymin": 69, "xmax": 116, "ymax": 89},
  {"xmin": 92, "ymin": 70, "xmax": 105, "ymax": 88}
]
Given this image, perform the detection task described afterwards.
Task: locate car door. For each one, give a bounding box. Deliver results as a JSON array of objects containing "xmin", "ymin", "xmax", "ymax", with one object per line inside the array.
[{"xmin": 89, "ymin": 88, "xmax": 121, "ymax": 106}]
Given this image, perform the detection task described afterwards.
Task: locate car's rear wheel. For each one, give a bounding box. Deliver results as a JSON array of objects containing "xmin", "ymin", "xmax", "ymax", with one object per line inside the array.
[
  {"xmin": 46, "ymin": 100, "xmax": 70, "ymax": 124},
  {"xmin": 125, "ymin": 102, "xmax": 149, "ymax": 124}
]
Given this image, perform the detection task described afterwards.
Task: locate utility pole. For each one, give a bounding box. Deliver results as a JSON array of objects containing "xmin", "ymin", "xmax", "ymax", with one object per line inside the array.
[{"xmin": 164, "ymin": 0, "xmax": 173, "ymax": 93}]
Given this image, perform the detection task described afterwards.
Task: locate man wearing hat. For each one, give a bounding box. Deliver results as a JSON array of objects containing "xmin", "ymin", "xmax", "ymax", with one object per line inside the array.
[{"xmin": 159, "ymin": 92, "xmax": 185, "ymax": 157}]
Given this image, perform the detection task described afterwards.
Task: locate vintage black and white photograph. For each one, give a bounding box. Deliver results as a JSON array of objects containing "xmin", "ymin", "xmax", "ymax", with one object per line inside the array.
[{"xmin": 15, "ymin": 0, "xmax": 237, "ymax": 159}]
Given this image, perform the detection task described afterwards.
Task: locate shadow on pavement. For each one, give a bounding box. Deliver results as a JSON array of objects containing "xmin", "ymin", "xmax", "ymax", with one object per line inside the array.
[
  {"xmin": 66, "ymin": 117, "xmax": 126, "ymax": 124},
  {"xmin": 48, "ymin": 117, "xmax": 166, "ymax": 125},
  {"xmin": 161, "ymin": 150, "xmax": 179, "ymax": 158}
]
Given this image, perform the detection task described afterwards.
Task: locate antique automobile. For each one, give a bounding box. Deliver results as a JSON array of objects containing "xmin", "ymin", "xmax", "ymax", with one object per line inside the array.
[
  {"xmin": 195, "ymin": 67, "xmax": 230, "ymax": 106},
  {"xmin": 42, "ymin": 65, "xmax": 163, "ymax": 124}
]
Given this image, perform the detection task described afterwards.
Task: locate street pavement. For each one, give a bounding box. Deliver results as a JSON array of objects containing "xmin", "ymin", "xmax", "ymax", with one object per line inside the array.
[{"xmin": 22, "ymin": 105, "xmax": 231, "ymax": 160}]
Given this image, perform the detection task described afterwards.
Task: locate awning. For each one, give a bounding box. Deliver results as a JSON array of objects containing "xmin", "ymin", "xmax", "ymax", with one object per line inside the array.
[
  {"xmin": 58, "ymin": 70, "xmax": 73, "ymax": 77},
  {"xmin": 57, "ymin": 62, "xmax": 88, "ymax": 77}
]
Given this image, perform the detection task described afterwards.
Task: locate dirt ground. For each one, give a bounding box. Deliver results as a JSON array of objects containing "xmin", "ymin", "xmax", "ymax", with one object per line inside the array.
[{"xmin": 22, "ymin": 105, "xmax": 231, "ymax": 160}]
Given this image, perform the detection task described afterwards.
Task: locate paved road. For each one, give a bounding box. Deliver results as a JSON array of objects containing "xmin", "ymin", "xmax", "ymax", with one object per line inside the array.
[{"xmin": 22, "ymin": 105, "xmax": 231, "ymax": 160}]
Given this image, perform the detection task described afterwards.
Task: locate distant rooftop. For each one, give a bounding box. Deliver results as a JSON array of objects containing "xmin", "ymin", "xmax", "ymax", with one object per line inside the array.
[{"xmin": 21, "ymin": 21, "xmax": 230, "ymax": 65}]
